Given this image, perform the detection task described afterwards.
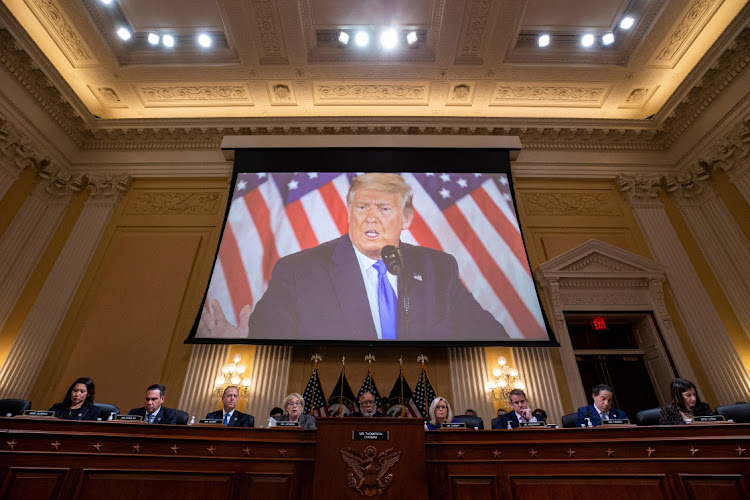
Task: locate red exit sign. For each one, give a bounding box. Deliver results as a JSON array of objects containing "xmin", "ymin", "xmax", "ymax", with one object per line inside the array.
[{"xmin": 590, "ymin": 317, "xmax": 608, "ymax": 330}]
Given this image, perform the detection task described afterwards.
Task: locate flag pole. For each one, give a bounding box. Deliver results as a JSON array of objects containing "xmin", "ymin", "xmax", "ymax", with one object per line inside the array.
[
  {"xmin": 338, "ymin": 356, "xmax": 345, "ymax": 417},
  {"xmin": 418, "ymin": 354, "xmax": 428, "ymax": 417},
  {"xmin": 399, "ymin": 356, "xmax": 405, "ymax": 418},
  {"xmin": 364, "ymin": 354, "xmax": 375, "ymax": 412},
  {"xmin": 310, "ymin": 354, "xmax": 321, "ymax": 416}
]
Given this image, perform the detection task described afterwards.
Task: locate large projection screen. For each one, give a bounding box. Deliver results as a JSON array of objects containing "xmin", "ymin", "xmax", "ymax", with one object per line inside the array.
[{"xmin": 187, "ymin": 141, "xmax": 555, "ymax": 346}]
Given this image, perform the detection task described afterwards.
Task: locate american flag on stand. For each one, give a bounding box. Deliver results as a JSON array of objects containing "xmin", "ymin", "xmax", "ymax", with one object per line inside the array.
[
  {"xmin": 410, "ymin": 366, "xmax": 437, "ymax": 419},
  {"xmin": 302, "ymin": 367, "xmax": 328, "ymax": 417},
  {"xmin": 357, "ymin": 369, "xmax": 382, "ymax": 412},
  {"xmin": 328, "ymin": 368, "xmax": 358, "ymax": 416},
  {"xmin": 201, "ymin": 171, "xmax": 547, "ymax": 341},
  {"xmin": 384, "ymin": 368, "xmax": 421, "ymax": 417}
]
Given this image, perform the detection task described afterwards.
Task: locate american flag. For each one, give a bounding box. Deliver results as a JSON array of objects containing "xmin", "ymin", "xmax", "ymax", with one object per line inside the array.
[
  {"xmin": 410, "ymin": 366, "xmax": 437, "ymax": 419},
  {"xmin": 200, "ymin": 171, "xmax": 547, "ymax": 341},
  {"xmin": 328, "ymin": 368, "xmax": 358, "ymax": 416},
  {"xmin": 357, "ymin": 369, "xmax": 382, "ymax": 412},
  {"xmin": 385, "ymin": 369, "xmax": 421, "ymax": 417},
  {"xmin": 302, "ymin": 367, "xmax": 328, "ymax": 417}
]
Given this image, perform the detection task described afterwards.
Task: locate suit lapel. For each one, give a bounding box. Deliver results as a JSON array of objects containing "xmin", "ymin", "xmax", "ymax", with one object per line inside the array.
[
  {"xmin": 396, "ymin": 243, "xmax": 426, "ymax": 339},
  {"xmin": 330, "ymin": 235, "xmax": 377, "ymax": 339}
]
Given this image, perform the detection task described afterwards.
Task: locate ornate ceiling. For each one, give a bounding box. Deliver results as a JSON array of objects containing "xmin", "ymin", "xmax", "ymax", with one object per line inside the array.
[{"xmin": 0, "ymin": 0, "xmax": 749, "ymax": 151}]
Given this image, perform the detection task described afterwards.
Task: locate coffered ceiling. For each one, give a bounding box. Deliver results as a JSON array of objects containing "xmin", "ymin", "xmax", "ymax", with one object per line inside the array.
[{"xmin": 1, "ymin": 0, "xmax": 749, "ymax": 151}]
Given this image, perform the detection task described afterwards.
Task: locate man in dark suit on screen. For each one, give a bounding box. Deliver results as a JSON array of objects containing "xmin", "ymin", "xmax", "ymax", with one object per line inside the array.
[
  {"xmin": 205, "ymin": 386, "xmax": 254, "ymax": 427},
  {"xmin": 128, "ymin": 384, "xmax": 178, "ymax": 424},
  {"xmin": 575, "ymin": 384, "xmax": 628, "ymax": 427},
  {"xmin": 202, "ymin": 173, "xmax": 509, "ymax": 341}
]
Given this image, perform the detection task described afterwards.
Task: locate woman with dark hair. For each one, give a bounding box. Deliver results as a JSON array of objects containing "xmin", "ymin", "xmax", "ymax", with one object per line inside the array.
[
  {"xmin": 659, "ymin": 378, "xmax": 713, "ymax": 425},
  {"xmin": 49, "ymin": 377, "xmax": 99, "ymax": 421}
]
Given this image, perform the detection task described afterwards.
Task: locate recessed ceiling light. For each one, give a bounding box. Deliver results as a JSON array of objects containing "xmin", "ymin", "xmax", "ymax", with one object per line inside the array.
[
  {"xmin": 198, "ymin": 34, "xmax": 212, "ymax": 48},
  {"xmin": 602, "ymin": 33, "xmax": 615, "ymax": 45},
  {"xmin": 162, "ymin": 35, "xmax": 175, "ymax": 47},
  {"xmin": 581, "ymin": 34, "xmax": 594, "ymax": 47},
  {"xmin": 338, "ymin": 31, "xmax": 349, "ymax": 44},
  {"xmin": 538, "ymin": 34, "xmax": 550, "ymax": 47},
  {"xmin": 147, "ymin": 33, "xmax": 160, "ymax": 45},
  {"xmin": 99, "ymin": 0, "xmax": 113, "ymax": 4},
  {"xmin": 380, "ymin": 29, "xmax": 398, "ymax": 49},
  {"xmin": 354, "ymin": 31, "xmax": 369, "ymax": 47},
  {"xmin": 116, "ymin": 27, "xmax": 131, "ymax": 41},
  {"xmin": 620, "ymin": 16, "xmax": 635, "ymax": 30},
  {"xmin": 406, "ymin": 31, "xmax": 418, "ymax": 45}
]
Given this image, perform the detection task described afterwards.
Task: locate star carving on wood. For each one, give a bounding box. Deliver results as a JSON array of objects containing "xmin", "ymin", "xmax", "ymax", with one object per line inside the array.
[
  {"xmin": 689, "ymin": 446, "xmax": 699, "ymax": 457},
  {"xmin": 735, "ymin": 445, "xmax": 747, "ymax": 457},
  {"xmin": 170, "ymin": 444, "xmax": 180, "ymax": 454},
  {"xmin": 492, "ymin": 449, "xmax": 502, "ymax": 458},
  {"xmin": 50, "ymin": 440, "xmax": 61, "ymax": 451},
  {"xmin": 6, "ymin": 439, "xmax": 18, "ymax": 450},
  {"xmin": 132, "ymin": 443, "xmax": 142, "ymax": 453},
  {"xmin": 528, "ymin": 449, "xmax": 539, "ymax": 458},
  {"xmin": 566, "ymin": 448, "xmax": 576, "ymax": 458},
  {"xmin": 243, "ymin": 446, "xmax": 252, "ymax": 456},
  {"xmin": 92, "ymin": 442, "xmax": 102, "ymax": 452},
  {"xmin": 645, "ymin": 446, "xmax": 656, "ymax": 457},
  {"xmin": 456, "ymin": 450, "xmax": 465, "ymax": 459},
  {"xmin": 278, "ymin": 449, "xmax": 287, "ymax": 457},
  {"xmin": 606, "ymin": 448, "xmax": 615, "ymax": 458},
  {"xmin": 206, "ymin": 445, "xmax": 216, "ymax": 456}
]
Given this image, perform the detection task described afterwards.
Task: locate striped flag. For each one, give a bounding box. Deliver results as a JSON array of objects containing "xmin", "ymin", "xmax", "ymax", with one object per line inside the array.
[
  {"xmin": 302, "ymin": 367, "xmax": 328, "ymax": 417},
  {"xmin": 384, "ymin": 368, "xmax": 421, "ymax": 417},
  {"xmin": 410, "ymin": 366, "xmax": 437, "ymax": 419},
  {"xmin": 357, "ymin": 368, "xmax": 382, "ymax": 412},
  {"xmin": 328, "ymin": 368, "xmax": 358, "ymax": 416},
  {"xmin": 201, "ymin": 172, "xmax": 547, "ymax": 341}
]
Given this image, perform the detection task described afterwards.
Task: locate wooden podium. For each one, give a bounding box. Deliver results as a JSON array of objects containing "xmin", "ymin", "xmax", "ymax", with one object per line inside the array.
[{"xmin": 312, "ymin": 417, "xmax": 427, "ymax": 499}]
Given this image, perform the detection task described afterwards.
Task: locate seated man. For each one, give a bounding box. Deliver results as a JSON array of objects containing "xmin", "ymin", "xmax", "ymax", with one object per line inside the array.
[
  {"xmin": 490, "ymin": 408, "xmax": 507, "ymax": 429},
  {"xmin": 205, "ymin": 386, "xmax": 254, "ymax": 427},
  {"xmin": 576, "ymin": 384, "xmax": 628, "ymax": 427},
  {"xmin": 128, "ymin": 384, "xmax": 177, "ymax": 424},
  {"xmin": 347, "ymin": 391, "xmax": 389, "ymax": 417},
  {"xmin": 270, "ymin": 407, "xmax": 283, "ymax": 419},
  {"xmin": 492, "ymin": 389, "xmax": 545, "ymax": 429}
]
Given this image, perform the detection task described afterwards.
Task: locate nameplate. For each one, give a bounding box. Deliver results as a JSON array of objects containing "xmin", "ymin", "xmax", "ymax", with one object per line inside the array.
[
  {"xmin": 601, "ymin": 418, "xmax": 631, "ymax": 426},
  {"xmin": 275, "ymin": 421, "xmax": 301, "ymax": 427},
  {"xmin": 519, "ymin": 421, "xmax": 547, "ymax": 428},
  {"xmin": 693, "ymin": 415, "xmax": 725, "ymax": 423},
  {"xmin": 547, "ymin": 423, "xmax": 559, "ymax": 429},
  {"xmin": 353, "ymin": 431, "xmax": 389, "ymax": 441},
  {"xmin": 23, "ymin": 410, "xmax": 54, "ymax": 417},
  {"xmin": 441, "ymin": 422, "xmax": 467, "ymax": 429},
  {"xmin": 199, "ymin": 418, "xmax": 223, "ymax": 425},
  {"xmin": 114, "ymin": 415, "xmax": 143, "ymax": 422}
]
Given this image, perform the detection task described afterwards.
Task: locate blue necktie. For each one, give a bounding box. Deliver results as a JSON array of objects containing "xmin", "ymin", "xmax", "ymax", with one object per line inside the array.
[
  {"xmin": 146, "ymin": 413, "xmax": 154, "ymax": 424},
  {"xmin": 373, "ymin": 260, "xmax": 397, "ymax": 339},
  {"xmin": 223, "ymin": 413, "xmax": 229, "ymax": 425}
]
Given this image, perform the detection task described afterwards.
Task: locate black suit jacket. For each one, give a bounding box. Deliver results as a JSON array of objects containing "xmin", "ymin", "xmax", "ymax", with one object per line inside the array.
[
  {"xmin": 575, "ymin": 404, "xmax": 629, "ymax": 427},
  {"xmin": 205, "ymin": 409, "xmax": 254, "ymax": 427},
  {"xmin": 492, "ymin": 411, "xmax": 545, "ymax": 429},
  {"xmin": 128, "ymin": 406, "xmax": 178, "ymax": 424},
  {"xmin": 249, "ymin": 234, "xmax": 509, "ymax": 341}
]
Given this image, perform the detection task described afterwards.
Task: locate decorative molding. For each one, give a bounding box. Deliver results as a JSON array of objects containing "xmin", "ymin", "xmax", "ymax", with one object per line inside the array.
[
  {"xmin": 126, "ymin": 191, "xmax": 223, "ymax": 215},
  {"xmin": 490, "ymin": 84, "xmax": 608, "ymax": 106},
  {"xmin": 268, "ymin": 83, "xmax": 297, "ymax": 106},
  {"xmin": 562, "ymin": 254, "xmax": 642, "ymax": 273},
  {"xmin": 619, "ymin": 86, "xmax": 659, "ymax": 109},
  {"xmin": 459, "ymin": 0, "xmax": 491, "ymax": 57},
  {"xmin": 253, "ymin": 0, "xmax": 287, "ymax": 64},
  {"xmin": 446, "ymin": 83, "xmax": 475, "ymax": 106},
  {"xmin": 0, "ymin": 110, "xmax": 53, "ymax": 173},
  {"xmin": 521, "ymin": 191, "xmax": 616, "ymax": 216},
  {"xmin": 617, "ymin": 175, "xmax": 663, "ymax": 208},
  {"xmin": 651, "ymin": 0, "xmax": 718, "ymax": 67},
  {"xmin": 137, "ymin": 85, "xmax": 253, "ymax": 107},
  {"xmin": 313, "ymin": 84, "xmax": 429, "ymax": 105},
  {"xmin": 24, "ymin": 0, "xmax": 95, "ymax": 66}
]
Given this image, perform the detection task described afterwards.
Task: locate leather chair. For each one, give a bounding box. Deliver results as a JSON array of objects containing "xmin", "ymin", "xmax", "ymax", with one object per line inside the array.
[
  {"xmin": 0, "ymin": 398, "xmax": 32, "ymax": 417},
  {"xmin": 174, "ymin": 409, "xmax": 190, "ymax": 425},
  {"xmin": 716, "ymin": 403, "xmax": 750, "ymax": 423},
  {"xmin": 561, "ymin": 412, "xmax": 578, "ymax": 428},
  {"xmin": 452, "ymin": 415, "xmax": 484, "ymax": 429},
  {"xmin": 636, "ymin": 407, "xmax": 661, "ymax": 426},
  {"xmin": 93, "ymin": 403, "xmax": 121, "ymax": 420}
]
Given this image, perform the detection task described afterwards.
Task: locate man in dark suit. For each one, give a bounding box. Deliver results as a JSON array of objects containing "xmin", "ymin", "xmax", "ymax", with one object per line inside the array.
[
  {"xmin": 205, "ymin": 386, "xmax": 254, "ymax": 427},
  {"xmin": 492, "ymin": 389, "xmax": 545, "ymax": 429},
  {"xmin": 490, "ymin": 408, "xmax": 507, "ymax": 429},
  {"xmin": 242, "ymin": 173, "xmax": 510, "ymax": 341},
  {"xmin": 347, "ymin": 391, "xmax": 390, "ymax": 417},
  {"xmin": 575, "ymin": 384, "xmax": 628, "ymax": 427},
  {"xmin": 128, "ymin": 384, "xmax": 178, "ymax": 424}
]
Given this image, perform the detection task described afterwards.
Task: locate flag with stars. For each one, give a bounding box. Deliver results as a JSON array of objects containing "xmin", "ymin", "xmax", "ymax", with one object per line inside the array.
[
  {"xmin": 327, "ymin": 368, "xmax": 358, "ymax": 417},
  {"xmin": 410, "ymin": 366, "xmax": 437, "ymax": 419},
  {"xmin": 302, "ymin": 367, "xmax": 328, "ymax": 417},
  {"xmin": 384, "ymin": 368, "xmax": 421, "ymax": 417},
  {"xmin": 198, "ymin": 171, "xmax": 546, "ymax": 341},
  {"xmin": 357, "ymin": 367, "xmax": 383, "ymax": 412}
]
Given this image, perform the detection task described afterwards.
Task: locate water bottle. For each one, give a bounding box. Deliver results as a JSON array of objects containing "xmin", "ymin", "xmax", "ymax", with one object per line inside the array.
[
  {"xmin": 268, "ymin": 417, "xmax": 277, "ymax": 427},
  {"xmin": 507, "ymin": 421, "xmax": 512, "ymax": 430},
  {"xmin": 189, "ymin": 415, "xmax": 195, "ymax": 425},
  {"xmin": 108, "ymin": 412, "xmax": 115, "ymax": 421}
]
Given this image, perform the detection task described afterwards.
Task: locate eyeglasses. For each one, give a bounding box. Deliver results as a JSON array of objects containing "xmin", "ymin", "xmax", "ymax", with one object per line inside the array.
[
  {"xmin": 360, "ymin": 400, "xmax": 376, "ymax": 405},
  {"xmin": 435, "ymin": 405, "xmax": 448, "ymax": 410},
  {"xmin": 287, "ymin": 401, "xmax": 302, "ymax": 407}
]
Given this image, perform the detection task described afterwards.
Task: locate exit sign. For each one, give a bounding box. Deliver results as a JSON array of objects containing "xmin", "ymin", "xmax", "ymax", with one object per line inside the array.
[{"xmin": 590, "ymin": 317, "xmax": 608, "ymax": 330}]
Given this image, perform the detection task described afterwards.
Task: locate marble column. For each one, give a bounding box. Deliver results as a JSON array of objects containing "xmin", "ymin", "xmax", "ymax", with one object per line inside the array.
[
  {"xmin": 0, "ymin": 166, "xmax": 82, "ymax": 332},
  {"xmin": 0, "ymin": 174, "xmax": 130, "ymax": 399},
  {"xmin": 448, "ymin": 346, "xmax": 494, "ymax": 427},
  {"xmin": 245, "ymin": 345, "xmax": 292, "ymax": 426},
  {"xmin": 619, "ymin": 175, "xmax": 750, "ymax": 404},
  {"xmin": 512, "ymin": 347, "xmax": 564, "ymax": 425},
  {"xmin": 177, "ymin": 344, "xmax": 229, "ymax": 420}
]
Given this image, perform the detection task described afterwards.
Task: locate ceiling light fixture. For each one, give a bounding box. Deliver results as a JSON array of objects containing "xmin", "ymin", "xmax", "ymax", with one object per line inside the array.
[
  {"xmin": 380, "ymin": 29, "xmax": 398, "ymax": 50},
  {"xmin": 620, "ymin": 16, "xmax": 635, "ymax": 30},
  {"xmin": 354, "ymin": 31, "xmax": 369, "ymax": 47},
  {"xmin": 198, "ymin": 34, "xmax": 212, "ymax": 48},
  {"xmin": 99, "ymin": 0, "xmax": 113, "ymax": 4},
  {"xmin": 338, "ymin": 31, "xmax": 349, "ymax": 45},
  {"xmin": 602, "ymin": 33, "xmax": 615, "ymax": 45},
  {"xmin": 162, "ymin": 35, "xmax": 175, "ymax": 47},
  {"xmin": 581, "ymin": 34, "xmax": 594, "ymax": 47},
  {"xmin": 406, "ymin": 31, "xmax": 418, "ymax": 45},
  {"xmin": 116, "ymin": 27, "xmax": 131, "ymax": 41},
  {"xmin": 538, "ymin": 34, "xmax": 550, "ymax": 47},
  {"xmin": 147, "ymin": 33, "xmax": 160, "ymax": 45}
]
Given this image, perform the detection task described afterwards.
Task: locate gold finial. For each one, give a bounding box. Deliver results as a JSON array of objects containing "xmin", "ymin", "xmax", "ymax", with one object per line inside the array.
[
  {"xmin": 399, "ymin": 356, "xmax": 403, "ymax": 366},
  {"xmin": 342, "ymin": 356, "xmax": 346, "ymax": 366},
  {"xmin": 311, "ymin": 353, "xmax": 322, "ymax": 365},
  {"xmin": 364, "ymin": 354, "xmax": 376, "ymax": 365},
  {"xmin": 417, "ymin": 354, "xmax": 428, "ymax": 366}
]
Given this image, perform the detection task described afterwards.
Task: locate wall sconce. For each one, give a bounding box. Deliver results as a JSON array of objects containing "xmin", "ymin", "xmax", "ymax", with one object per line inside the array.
[
  {"xmin": 214, "ymin": 353, "xmax": 251, "ymax": 398},
  {"xmin": 485, "ymin": 356, "xmax": 525, "ymax": 407}
]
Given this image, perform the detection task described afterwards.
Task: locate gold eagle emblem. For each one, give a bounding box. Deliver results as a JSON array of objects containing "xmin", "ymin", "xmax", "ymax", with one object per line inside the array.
[{"xmin": 340, "ymin": 445, "xmax": 402, "ymax": 496}]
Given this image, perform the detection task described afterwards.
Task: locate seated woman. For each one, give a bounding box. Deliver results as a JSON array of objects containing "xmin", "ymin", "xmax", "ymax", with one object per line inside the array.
[
  {"xmin": 425, "ymin": 396, "xmax": 457, "ymax": 430},
  {"xmin": 659, "ymin": 378, "xmax": 713, "ymax": 425},
  {"xmin": 49, "ymin": 377, "xmax": 99, "ymax": 421},
  {"xmin": 274, "ymin": 392, "xmax": 317, "ymax": 429}
]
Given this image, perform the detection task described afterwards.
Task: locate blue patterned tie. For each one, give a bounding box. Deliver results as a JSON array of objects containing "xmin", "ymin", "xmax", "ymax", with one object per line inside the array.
[
  {"xmin": 223, "ymin": 413, "xmax": 229, "ymax": 425},
  {"xmin": 373, "ymin": 260, "xmax": 397, "ymax": 339}
]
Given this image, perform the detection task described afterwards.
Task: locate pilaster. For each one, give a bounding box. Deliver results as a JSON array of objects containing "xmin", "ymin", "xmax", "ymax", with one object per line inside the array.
[
  {"xmin": 0, "ymin": 110, "xmax": 50, "ymax": 199},
  {"xmin": 512, "ymin": 346, "xmax": 564, "ymax": 425},
  {"xmin": 177, "ymin": 343, "xmax": 229, "ymax": 420},
  {"xmin": 245, "ymin": 345, "xmax": 292, "ymax": 425},
  {"xmin": 448, "ymin": 346, "xmax": 494, "ymax": 427},
  {"xmin": 701, "ymin": 117, "xmax": 750, "ymax": 203}
]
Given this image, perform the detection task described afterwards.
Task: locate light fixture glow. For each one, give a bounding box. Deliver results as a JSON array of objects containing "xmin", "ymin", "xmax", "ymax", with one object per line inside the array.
[
  {"xmin": 147, "ymin": 33, "xmax": 159, "ymax": 45},
  {"xmin": 338, "ymin": 31, "xmax": 349, "ymax": 44},
  {"xmin": 620, "ymin": 16, "xmax": 635, "ymax": 30},
  {"xmin": 198, "ymin": 34, "xmax": 211, "ymax": 47},
  {"xmin": 162, "ymin": 35, "xmax": 174, "ymax": 47},
  {"xmin": 602, "ymin": 33, "xmax": 615, "ymax": 45},
  {"xmin": 581, "ymin": 34, "xmax": 594, "ymax": 47},
  {"xmin": 99, "ymin": 0, "xmax": 113, "ymax": 4},
  {"xmin": 538, "ymin": 34, "xmax": 550, "ymax": 47},
  {"xmin": 380, "ymin": 29, "xmax": 398, "ymax": 49},
  {"xmin": 116, "ymin": 27, "xmax": 131, "ymax": 41},
  {"xmin": 406, "ymin": 31, "xmax": 418, "ymax": 45},
  {"xmin": 354, "ymin": 31, "xmax": 369, "ymax": 47}
]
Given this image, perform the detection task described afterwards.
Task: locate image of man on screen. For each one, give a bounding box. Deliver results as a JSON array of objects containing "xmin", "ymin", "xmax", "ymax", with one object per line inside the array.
[{"xmin": 199, "ymin": 173, "xmax": 509, "ymax": 341}]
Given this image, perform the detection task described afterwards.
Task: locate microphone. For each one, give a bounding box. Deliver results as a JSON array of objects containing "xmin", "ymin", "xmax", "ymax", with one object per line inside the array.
[{"xmin": 381, "ymin": 245, "xmax": 403, "ymax": 275}]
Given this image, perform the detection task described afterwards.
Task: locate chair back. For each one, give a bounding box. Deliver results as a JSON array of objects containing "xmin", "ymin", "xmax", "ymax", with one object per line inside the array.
[
  {"xmin": 452, "ymin": 415, "xmax": 484, "ymax": 429},
  {"xmin": 93, "ymin": 403, "xmax": 121, "ymax": 420},
  {"xmin": 636, "ymin": 407, "xmax": 661, "ymax": 426},
  {"xmin": 561, "ymin": 412, "xmax": 578, "ymax": 428},
  {"xmin": 0, "ymin": 398, "xmax": 32, "ymax": 416},
  {"xmin": 716, "ymin": 403, "xmax": 750, "ymax": 423},
  {"xmin": 174, "ymin": 409, "xmax": 189, "ymax": 425}
]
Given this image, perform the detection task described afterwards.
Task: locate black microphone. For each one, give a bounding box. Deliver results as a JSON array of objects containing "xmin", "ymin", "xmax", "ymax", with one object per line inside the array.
[{"xmin": 381, "ymin": 245, "xmax": 403, "ymax": 275}]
